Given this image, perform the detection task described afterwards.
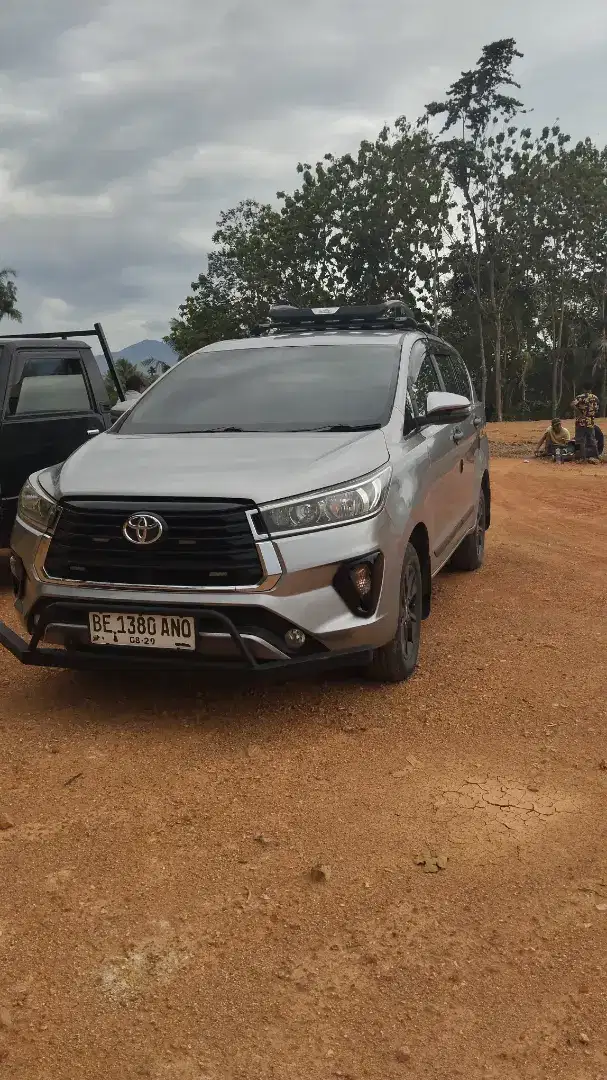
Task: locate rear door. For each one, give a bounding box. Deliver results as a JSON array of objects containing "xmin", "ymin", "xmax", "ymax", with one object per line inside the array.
[
  {"xmin": 408, "ymin": 340, "xmax": 461, "ymax": 560},
  {"xmin": 0, "ymin": 347, "xmax": 105, "ymax": 505},
  {"xmin": 431, "ymin": 344, "xmax": 480, "ymax": 533}
]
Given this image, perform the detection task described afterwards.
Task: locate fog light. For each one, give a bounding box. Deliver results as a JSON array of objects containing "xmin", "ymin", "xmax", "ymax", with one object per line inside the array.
[
  {"xmin": 285, "ymin": 628, "xmax": 306, "ymax": 649},
  {"xmin": 333, "ymin": 551, "xmax": 383, "ymax": 618},
  {"xmin": 350, "ymin": 563, "xmax": 372, "ymax": 597}
]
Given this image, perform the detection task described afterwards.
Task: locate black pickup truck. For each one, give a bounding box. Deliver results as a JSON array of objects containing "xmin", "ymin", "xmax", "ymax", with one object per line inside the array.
[{"xmin": 0, "ymin": 324, "xmax": 124, "ymax": 546}]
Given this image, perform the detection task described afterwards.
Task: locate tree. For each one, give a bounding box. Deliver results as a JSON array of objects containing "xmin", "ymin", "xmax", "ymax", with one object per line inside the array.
[
  {"xmin": 165, "ymin": 202, "xmax": 279, "ymax": 358},
  {"xmin": 167, "ymin": 124, "xmax": 452, "ymax": 356},
  {"xmin": 0, "ymin": 268, "xmax": 22, "ymax": 324},
  {"xmin": 425, "ymin": 39, "xmax": 526, "ymax": 414},
  {"xmin": 167, "ymin": 38, "xmax": 607, "ymax": 423},
  {"xmin": 143, "ymin": 358, "xmax": 171, "ymax": 380}
]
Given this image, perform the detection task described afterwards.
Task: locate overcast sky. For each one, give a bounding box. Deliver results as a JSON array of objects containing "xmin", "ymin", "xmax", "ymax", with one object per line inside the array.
[{"xmin": 1, "ymin": 0, "xmax": 606, "ymax": 350}]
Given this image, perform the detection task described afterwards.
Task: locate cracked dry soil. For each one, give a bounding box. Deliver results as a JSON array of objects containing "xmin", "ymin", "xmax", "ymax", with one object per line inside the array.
[{"xmin": 1, "ymin": 457, "xmax": 606, "ymax": 1079}]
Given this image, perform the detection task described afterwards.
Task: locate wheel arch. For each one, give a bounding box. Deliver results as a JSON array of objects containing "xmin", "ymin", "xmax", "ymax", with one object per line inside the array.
[
  {"xmin": 481, "ymin": 470, "xmax": 491, "ymax": 530},
  {"xmin": 408, "ymin": 522, "xmax": 431, "ymax": 619}
]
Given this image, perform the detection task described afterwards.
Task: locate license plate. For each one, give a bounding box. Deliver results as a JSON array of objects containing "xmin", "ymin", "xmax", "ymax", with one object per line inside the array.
[{"xmin": 88, "ymin": 612, "xmax": 196, "ymax": 651}]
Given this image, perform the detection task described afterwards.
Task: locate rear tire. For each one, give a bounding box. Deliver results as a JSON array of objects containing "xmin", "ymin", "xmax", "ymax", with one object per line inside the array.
[
  {"xmin": 449, "ymin": 490, "xmax": 486, "ymax": 572},
  {"xmin": 365, "ymin": 543, "xmax": 422, "ymax": 684}
]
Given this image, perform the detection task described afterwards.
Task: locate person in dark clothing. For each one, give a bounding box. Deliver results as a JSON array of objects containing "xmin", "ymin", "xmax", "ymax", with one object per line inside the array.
[{"xmin": 572, "ymin": 388, "xmax": 600, "ymax": 463}]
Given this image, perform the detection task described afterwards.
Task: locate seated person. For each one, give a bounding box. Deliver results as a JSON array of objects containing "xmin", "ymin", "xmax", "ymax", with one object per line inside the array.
[{"xmin": 535, "ymin": 418, "xmax": 570, "ymax": 457}]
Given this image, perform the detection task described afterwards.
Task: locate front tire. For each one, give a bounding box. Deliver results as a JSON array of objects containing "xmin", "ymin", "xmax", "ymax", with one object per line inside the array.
[
  {"xmin": 449, "ymin": 490, "xmax": 486, "ymax": 572},
  {"xmin": 365, "ymin": 543, "xmax": 422, "ymax": 684}
]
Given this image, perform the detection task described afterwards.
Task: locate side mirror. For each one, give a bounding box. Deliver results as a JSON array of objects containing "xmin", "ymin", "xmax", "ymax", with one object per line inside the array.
[{"xmin": 424, "ymin": 391, "xmax": 472, "ymax": 425}]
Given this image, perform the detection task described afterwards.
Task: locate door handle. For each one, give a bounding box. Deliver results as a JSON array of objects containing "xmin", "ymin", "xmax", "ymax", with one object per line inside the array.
[
  {"xmin": 452, "ymin": 427, "xmax": 464, "ymax": 443},
  {"xmin": 87, "ymin": 429, "xmax": 101, "ymax": 436},
  {"xmin": 473, "ymin": 416, "xmax": 483, "ymax": 428}
]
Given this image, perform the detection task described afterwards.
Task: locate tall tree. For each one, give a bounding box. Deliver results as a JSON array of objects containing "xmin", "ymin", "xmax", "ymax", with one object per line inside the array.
[{"xmin": 425, "ymin": 38, "xmax": 525, "ymax": 414}]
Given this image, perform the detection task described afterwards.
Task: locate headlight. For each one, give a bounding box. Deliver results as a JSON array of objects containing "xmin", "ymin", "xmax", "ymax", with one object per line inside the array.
[
  {"xmin": 17, "ymin": 476, "xmax": 59, "ymax": 534},
  {"xmin": 259, "ymin": 466, "xmax": 391, "ymax": 537}
]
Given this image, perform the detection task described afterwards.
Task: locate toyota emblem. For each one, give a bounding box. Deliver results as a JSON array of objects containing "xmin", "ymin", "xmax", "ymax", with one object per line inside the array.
[{"xmin": 122, "ymin": 512, "xmax": 165, "ymax": 545}]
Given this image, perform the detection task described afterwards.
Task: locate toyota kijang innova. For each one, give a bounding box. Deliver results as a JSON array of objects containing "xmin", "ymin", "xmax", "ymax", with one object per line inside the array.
[{"xmin": 0, "ymin": 301, "xmax": 490, "ymax": 683}]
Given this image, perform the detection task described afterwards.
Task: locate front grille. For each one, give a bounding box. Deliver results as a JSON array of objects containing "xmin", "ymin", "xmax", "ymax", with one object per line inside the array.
[{"xmin": 44, "ymin": 499, "xmax": 263, "ymax": 587}]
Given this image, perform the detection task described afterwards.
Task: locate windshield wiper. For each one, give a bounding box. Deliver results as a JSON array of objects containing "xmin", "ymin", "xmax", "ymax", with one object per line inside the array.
[
  {"xmin": 194, "ymin": 426, "xmax": 246, "ymax": 433},
  {"xmin": 308, "ymin": 423, "xmax": 382, "ymax": 432}
]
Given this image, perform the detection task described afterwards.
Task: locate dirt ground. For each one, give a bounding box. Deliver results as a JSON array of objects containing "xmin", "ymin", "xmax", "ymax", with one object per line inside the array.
[{"xmin": 1, "ymin": 453, "xmax": 607, "ymax": 1080}]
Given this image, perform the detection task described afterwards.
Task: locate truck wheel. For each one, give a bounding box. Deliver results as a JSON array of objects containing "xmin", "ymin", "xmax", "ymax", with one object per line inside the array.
[
  {"xmin": 449, "ymin": 491, "xmax": 486, "ymax": 572},
  {"xmin": 365, "ymin": 543, "xmax": 422, "ymax": 683}
]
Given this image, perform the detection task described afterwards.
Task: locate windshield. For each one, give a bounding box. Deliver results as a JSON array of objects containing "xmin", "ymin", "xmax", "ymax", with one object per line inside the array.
[{"xmin": 117, "ymin": 343, "xmax": 400, "ymax": 434}]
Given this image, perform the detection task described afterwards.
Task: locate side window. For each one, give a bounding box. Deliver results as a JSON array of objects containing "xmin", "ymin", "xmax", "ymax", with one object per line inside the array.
[
  {"xmin": 5, "ymin": 353, "xmax": 92, "ymax": 417},
  {"xmin": 433, "ymin": 348, "xmax": 472, "ymax": 399}
]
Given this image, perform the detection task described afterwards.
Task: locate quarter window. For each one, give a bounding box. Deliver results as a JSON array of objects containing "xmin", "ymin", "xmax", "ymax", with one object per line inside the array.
[
  {"xmin": 433, "ymin": 349, "xmax": 472, "ymax": 399},
  {"xmin": 410, "ymin": 355, "xmax": 441, "ymax": 418}
]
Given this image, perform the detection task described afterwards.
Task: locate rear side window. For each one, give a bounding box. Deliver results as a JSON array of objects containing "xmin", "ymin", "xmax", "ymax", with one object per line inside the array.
[
  {"xmin": 433, "ymin": 349, "xmax": 472, "ymax": 399},
  {"xmin": 5, "ymin": 353, "xmax": 91, "ymax": 417}
]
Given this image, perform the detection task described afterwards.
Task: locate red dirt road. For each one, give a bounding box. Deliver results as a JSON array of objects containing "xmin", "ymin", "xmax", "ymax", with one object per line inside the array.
[{"xmin": 1, "ymin": 458, "xmax": 607, "ymax": 1080}]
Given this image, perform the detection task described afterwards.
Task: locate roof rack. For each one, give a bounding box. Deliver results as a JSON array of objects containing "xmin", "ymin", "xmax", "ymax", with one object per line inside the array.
[
  {"xmin": 253, "ymin": 300, "xmax": 431, "ymax": 336},
  {"xmin": 0, "ymin": 322, "xmax": 125, "ymax": 401}
]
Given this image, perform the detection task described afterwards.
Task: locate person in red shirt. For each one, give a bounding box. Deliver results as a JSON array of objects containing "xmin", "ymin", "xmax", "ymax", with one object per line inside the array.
[{"xmin": 572, "ymin": 388, "xmax": 600, "ymax": 463}]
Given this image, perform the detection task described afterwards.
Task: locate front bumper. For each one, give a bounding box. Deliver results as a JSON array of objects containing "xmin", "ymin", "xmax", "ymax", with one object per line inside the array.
[
  {"xmin": 5, "ymin": 498, "xmax": 406, "ymax": 660},
  {"xmin": 0, "ymin": 597, "xmax": 372, "ymax": 672},
  {"xmin": 2, "ymin": 497, "xmax": 406, "ymax": 672}
]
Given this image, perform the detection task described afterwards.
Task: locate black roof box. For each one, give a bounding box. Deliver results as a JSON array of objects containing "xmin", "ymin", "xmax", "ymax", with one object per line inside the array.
[{"xmin": 254, "ymin": 299, "xmax": 428, "ymax": 336}]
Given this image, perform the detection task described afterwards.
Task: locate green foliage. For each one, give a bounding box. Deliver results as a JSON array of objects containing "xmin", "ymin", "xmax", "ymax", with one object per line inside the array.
[
  {"xmin": 0, "ymin": 269, "xmax": 22, "ymax": 324},
  {"xmin": 167, "ymin": 39, "xmax": 607, "ymax": 420}
]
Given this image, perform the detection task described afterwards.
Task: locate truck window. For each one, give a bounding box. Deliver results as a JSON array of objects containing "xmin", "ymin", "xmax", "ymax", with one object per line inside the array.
[{"xmin": 5, "ymin": 354, "xmax": 92, "ymax": 417}]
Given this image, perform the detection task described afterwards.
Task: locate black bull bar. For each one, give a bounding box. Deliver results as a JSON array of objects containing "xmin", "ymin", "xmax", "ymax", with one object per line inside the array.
[{"xmin": 0, "ymin": 600, "xmax": 372, "ymax": 674}]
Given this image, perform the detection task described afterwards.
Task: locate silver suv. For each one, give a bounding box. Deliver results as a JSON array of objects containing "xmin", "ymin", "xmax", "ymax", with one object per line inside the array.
[{"xmin": 0, "ymin": 302, "xmax": 490, "ymax": 683}]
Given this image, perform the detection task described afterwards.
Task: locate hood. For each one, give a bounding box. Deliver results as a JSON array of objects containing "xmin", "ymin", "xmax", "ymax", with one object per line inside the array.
[{"xmin": 55, "ymin": 430, "xmax": 390, "ymax": 503}]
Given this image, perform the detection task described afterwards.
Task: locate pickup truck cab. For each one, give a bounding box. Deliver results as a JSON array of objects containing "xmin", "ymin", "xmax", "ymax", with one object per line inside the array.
[{"xmin": 0, "ymin": 325, "xmax": 124, "ymax": 545}]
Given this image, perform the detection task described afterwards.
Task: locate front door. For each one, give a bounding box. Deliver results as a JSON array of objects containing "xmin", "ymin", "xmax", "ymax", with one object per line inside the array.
[
  {"xmin": 0, "ymin": 347, "xmax": 105, "ymax": 511},
  {"xmin": 431, "ymin": 345, "xmax": 479, "ymax": 537},
  {"xmin": 408, "ymin": 342, "xmax": 462, "ymax": 560}
]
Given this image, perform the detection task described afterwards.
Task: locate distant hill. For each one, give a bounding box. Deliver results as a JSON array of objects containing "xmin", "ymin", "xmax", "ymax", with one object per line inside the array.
[{"xmin": 96, "ymin": 338, "xmax": 177, "ymax": 372}]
